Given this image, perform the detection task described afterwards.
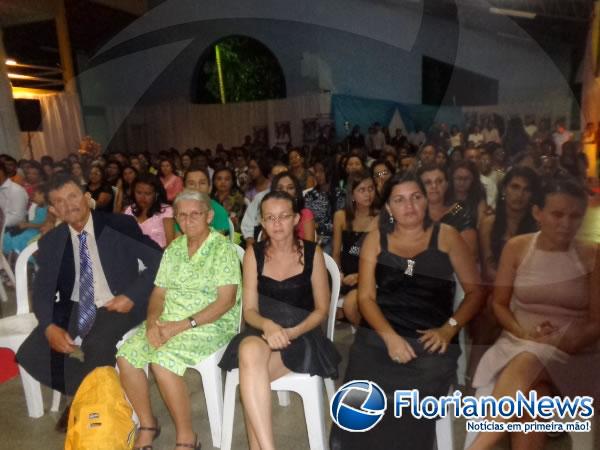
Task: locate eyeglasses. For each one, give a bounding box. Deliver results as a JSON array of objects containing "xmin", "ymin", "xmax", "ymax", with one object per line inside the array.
[
  {"xmin": 374, "ymin": 170, "xmax": 390, "ymax": 178},
  {"xmin": 175, "ymin": 210, "xmax": 208, "ymax": 222},
  {"xmin": 262, "ymin": 213, "xmax": 295, "ymax": 224}
]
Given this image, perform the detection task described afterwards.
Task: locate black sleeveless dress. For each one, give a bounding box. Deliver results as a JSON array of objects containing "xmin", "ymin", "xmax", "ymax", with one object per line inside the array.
[
  {"xmin": 330, "ymin": 224, "xmax": 460, "ymax": 450},
  {"xmin": 219, "ymin": 240, "xmax": 341, "ymax": 378}
]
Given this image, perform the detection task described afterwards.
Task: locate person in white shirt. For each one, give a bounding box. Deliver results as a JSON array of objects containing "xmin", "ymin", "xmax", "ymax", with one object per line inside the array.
[
  {"xmin": 464, "ymin": 147, "xmax": 497, "ymax": 209},
  {"xmin": 467, "ymin": 125, "xmax": 485, "ymax": 147},
  {"xmin": 0, "ymin": 162, "xmax": 29, "ymax": 228},
  {"xmin": 524, "ymin": 115, "xmax": 538, "ymax": 138},
  {"xmin": 482, "ymin": 119, "xmax": 501, "ymax": 144},
  {"xmin": 240, "ymin": 162, "xmax": 288, "ymax": 245},
  {"xmin": 552, "ymin": 120, "xmax": 573, "ymax": 157}
]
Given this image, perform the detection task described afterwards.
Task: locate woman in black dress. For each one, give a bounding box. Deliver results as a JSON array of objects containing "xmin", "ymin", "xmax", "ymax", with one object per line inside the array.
[
  {"xmin": 330, "ymin": 172, "xmax": 484, "ymax": 450},
  {"xmin": 219, "ymin": 191, "xmax": 340, "ymax": 450}
]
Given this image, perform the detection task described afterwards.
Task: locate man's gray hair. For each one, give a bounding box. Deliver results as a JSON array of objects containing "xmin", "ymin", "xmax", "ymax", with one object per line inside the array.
[{"xmin": 173, "ymin": 189, "xmax": 213, "ymax": 211}]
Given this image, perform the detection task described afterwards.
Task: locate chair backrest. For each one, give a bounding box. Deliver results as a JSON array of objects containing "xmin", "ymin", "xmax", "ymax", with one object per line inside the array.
[
  {"xmin": 302, "ymin": 187, "xmax": 314, "ymax": 197},
  {"xmin": 15, "ymin": 241, "xmax": 38, "ymax": 315},
  {"xmin": 228, "ymin": 218, "xmax": 235, "ymax": 243},
  {"xmin": 234, "ymin": 245, "xmax": 245, "ymax": 332},
  {"xmin": 323, "ymin": 252, "xmax": 341, "ymax": 342}
]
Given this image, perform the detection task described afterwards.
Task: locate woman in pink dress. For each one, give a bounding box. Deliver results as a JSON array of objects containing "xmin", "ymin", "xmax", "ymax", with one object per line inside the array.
[
  {"xmin": 125, "ymin": 174, "xmax": 175, "ymax": 249},
  {"xmin": 468, "ymin": 176, "xmax": 600, "ymax": 450},
  {"xmin": 159, "ymin": 157, "xmax": 183, "ymax": 203}
]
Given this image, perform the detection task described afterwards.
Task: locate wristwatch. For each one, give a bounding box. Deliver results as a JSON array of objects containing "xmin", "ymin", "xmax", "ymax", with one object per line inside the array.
[
  {"xmin": 188, "ymin": 316, "xmax": 198, "ymax": 328},
  {"xmin": 448, "ymin": 317, "xmax": 459, "ymax": 328}
]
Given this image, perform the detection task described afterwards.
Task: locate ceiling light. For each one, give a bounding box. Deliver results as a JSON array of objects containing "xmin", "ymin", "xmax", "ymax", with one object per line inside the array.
[{"xmin": 5, "ymin": 59, "xmax": 17, "ymax": 66}]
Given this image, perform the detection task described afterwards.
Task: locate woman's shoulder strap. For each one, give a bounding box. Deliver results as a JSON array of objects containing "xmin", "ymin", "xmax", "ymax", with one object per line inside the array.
[
  {"xmin": 254, "ymin": 240, "xmax": 266, "ymax": 274},
  {"xmin": 429, "ymin": 222, "xmax": 441, "ymax": 250},
  {"xmin": 303, "ymin": 240, "xmax": 317, "ymax": 273}
]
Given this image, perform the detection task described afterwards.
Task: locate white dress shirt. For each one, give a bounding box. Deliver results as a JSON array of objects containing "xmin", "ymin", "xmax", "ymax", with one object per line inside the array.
[
  {"xmin": 480, "ymin": 174, "xmax": 498, "ymax": 209},
  {"xmin": 0, "ymin": 178, "xmax": 28, "ymax": 227},
  {"xmin": 241, "ymin": 189, "xmax": 269, "ymax": 239},
  {"xmin": 69, "ymin": 213, "xmax": 114, "ymax": 307}
]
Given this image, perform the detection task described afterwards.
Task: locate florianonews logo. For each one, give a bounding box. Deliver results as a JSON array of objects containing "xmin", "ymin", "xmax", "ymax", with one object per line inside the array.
[{"xmin": 330, "ymin": 380, "xmax": 387, "ymax": 432}]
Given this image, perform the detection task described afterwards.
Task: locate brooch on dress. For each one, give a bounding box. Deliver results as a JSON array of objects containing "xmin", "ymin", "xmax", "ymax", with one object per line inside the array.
[{"xmin": 404, "ymin": 259, "xmax": 416, "ymax": 276}]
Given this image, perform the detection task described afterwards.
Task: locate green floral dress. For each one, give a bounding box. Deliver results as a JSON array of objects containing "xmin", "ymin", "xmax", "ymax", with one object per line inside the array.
[{"xmin": 117, "ymin": 230, "xmax": 241, "ymax": 375}]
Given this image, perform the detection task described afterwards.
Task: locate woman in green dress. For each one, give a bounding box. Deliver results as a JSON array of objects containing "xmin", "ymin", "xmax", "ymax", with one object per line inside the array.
[{"xmin": 117, "ymin": 189, "xmax": 242, "ymax": 450}]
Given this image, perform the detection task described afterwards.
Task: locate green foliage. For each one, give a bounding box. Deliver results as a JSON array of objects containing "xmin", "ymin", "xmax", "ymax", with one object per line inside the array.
[{"xmin": 200, "ymin": 36, "xmax": 286, "ymax": 104}]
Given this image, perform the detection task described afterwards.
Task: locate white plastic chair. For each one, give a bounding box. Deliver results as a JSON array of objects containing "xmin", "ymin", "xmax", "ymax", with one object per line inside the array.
[
  {"xmin": 228, "ymin": 218, "xmax": 235, "ymax": 243},
  {"xmin": 0, "ymin": 241, "xmax": 61, "ymax": 417},
  {"xmin": 0, "ymin": 223, "xmax": 16, "ymax": 302},
  {"xmin": 220, "ymin": 252, "xmax": 340, "ymax": 450}
]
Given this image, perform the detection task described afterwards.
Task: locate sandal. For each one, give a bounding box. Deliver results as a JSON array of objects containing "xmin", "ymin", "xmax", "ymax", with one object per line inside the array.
[
  {"xmin": 175, "ymin": 433, "xmax": 201, "ymax": 450},
  {"xmin": 134, "ymin": 419, "xmax": 161, "ymax": 450}
]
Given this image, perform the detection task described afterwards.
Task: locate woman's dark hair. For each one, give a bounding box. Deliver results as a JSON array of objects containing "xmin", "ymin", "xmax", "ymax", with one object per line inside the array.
[
  {"xmin": 378, "ymin": 171, "xmax": 432, "ymax": 233},
  {"xmin": 259, "ymin": 190, "xmax": 303, "ymax": 265},
  {"xmin": 345, "ymin": 169, "xmax": 377, "ymax": 231},
  {"xmin": 447, "ymin": 160, "xmax": 485, "ymax": 210},
  {"xmin": 210, "ymin": 167, "xmax": 240, "ymax": 197},
  {"xmin": 371, "ymin": 159, "xmax": 396, "ymax": 180},
  {"xmin": 158, "ymin": 157, "xmax": 175, "ymax": 176},
  {"xmin": 536, "ymin": 175, "xmax": 588, "ymax": 209},
  {"xmin": 130, "ymin": 174, "xmax": 168, "ymax": 218},
  {"xmin": 183, "ymin": 163, "xmax": 210, "ymax": 185},
  {"xmin": 416, "ymin": 162, "xmax": 450, "ymax": 204},
  {"xmin": 490, "ymin": 167, "xmax": 540, "ymax": 263},
  {"xmin": 249, "ymin": 155, "xmax": 272, "ymax": 180},
  {"xmin": 120, "ymin": 165, "xmax": 138, "ymax": 193},
  {"xmin": 271, "ymin": 171, "xmax": 305, "ymax": 210},
  {"xmin": 313, "ymin": 158, "xmax": 334, "ymax": 191}
]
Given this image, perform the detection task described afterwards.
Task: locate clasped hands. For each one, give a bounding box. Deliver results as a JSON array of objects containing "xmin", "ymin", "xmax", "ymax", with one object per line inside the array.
[
  {"xmin": 261, "ymin": 320, "xmax": 296, "ymax": 350},
  {"xmin": 147, "ymin": 319, "xmax": 189, "ymax": 348},
  {"xmin": 385, "ymin": 326, "xmax": 455, "ymax": 364},
  {"xmin": 522, "ymin": 320, "xmax": 561, "ymax": 346}
]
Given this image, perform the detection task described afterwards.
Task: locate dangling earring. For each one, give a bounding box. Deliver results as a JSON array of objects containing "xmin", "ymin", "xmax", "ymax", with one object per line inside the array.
[{"xmin": 389, "ymin": 214, "xmax": 394, "ymax": 224}]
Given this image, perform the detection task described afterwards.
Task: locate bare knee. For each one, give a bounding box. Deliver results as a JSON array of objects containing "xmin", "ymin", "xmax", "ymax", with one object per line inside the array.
[{"xmin": 239, "ymin": 337, "xmax": 270, "ymax": 369}]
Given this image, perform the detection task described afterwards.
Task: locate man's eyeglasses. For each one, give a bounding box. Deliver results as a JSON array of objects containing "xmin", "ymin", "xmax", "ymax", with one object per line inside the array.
[{"xmin": 374, "ymin": 170, "xmax": 390, "ymax": 178}]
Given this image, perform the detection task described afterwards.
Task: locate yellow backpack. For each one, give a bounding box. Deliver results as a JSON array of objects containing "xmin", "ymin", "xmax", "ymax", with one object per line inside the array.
[{"xmin": 64, "ymin": 366, "xmax": 136, "ymax": 450}]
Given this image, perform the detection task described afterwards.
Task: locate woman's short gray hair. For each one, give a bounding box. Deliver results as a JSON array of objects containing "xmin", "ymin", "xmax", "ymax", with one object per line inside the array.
[{"xmin": 173, "ymin": 189, "xmax": 213, "ymax": 211}]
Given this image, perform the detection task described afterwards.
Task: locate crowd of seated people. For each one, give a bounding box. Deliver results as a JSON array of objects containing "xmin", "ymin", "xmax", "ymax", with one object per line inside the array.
[{"xmin": 1, "ymin": 112, "xmax": 599, "ymax": 449}]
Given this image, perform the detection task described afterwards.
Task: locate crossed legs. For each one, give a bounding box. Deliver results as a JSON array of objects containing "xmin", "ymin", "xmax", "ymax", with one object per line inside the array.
[
  {"xmin": 238, "ymin": 336, "xmax": 290, "ymax": 450},
  {"xmin": 468, "ymin": 351, "xmax": 552, "ymax": 450}
]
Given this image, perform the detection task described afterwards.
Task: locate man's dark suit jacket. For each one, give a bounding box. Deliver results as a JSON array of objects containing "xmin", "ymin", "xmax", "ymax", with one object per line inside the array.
[{"xmin": 32, "ymin": 210, "xmax": 163, "ymax": 333}]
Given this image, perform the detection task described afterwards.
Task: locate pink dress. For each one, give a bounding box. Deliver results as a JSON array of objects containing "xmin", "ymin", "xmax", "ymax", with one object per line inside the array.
[
  {"xmin": 295, "ymin": 208, "xmax": 314, "ymax": 240},
  {"xmin": 473, "ymin": 232, "xmax": 600, "ymax": 399},
  {"xmin": 161, "ymin": 175, "xmax": 183, "ymax": 203},
  {"xmin": 125, "ymin": 204, "xmax": 173, "ymax": 248}
]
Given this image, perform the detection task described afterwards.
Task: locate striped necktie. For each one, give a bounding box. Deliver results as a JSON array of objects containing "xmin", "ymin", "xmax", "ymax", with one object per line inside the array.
[{"xmin": 77, "ymin": 231, "xmax": 96, "ymax": 337}]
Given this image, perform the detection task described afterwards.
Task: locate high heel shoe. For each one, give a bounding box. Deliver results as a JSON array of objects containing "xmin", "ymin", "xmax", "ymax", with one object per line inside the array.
[{"xmin": 134, "ymin": 418, "xmax": 161, "ymax": 450}]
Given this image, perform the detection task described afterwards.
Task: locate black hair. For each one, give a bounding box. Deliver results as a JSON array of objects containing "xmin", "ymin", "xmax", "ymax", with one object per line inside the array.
[
  {"xmin": 130, "ymin": 174, "xmax": 168, "ymax": 218},
  {"xmin": 378, "ymin": 171, "xmax": 432, "ymax": 233},
  {"xmin": 536, "ymin": 175, "xmax": 588, "ymax": 209},
  {"xmin": 183, "ymin": 163, "xmax": 210, "ymax": 185},
  {"xmin": 210, "ymin": 167, "xmax": 240, "ymax": 198},
  {"xmin": 447, "ymin": 160, "xmax": 485, "ymax": 210},
  {"xmin": 44, "ymin": 173, "xmax": 84, "ymax": 203},
  {"xmin": 271, "ymin": 171, "xmax": 305, "ymax": 210},
  {"xmin": 490, "ymin": 167, "xmax": 540, "ymax": 263},
  {"xmin": 345, "ymin": 169, "xmax": 377, "ymax": 231}
]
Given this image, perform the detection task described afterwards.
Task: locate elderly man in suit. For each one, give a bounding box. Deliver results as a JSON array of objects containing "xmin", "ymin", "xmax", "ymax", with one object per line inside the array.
[{"xmin": 16, "ymin": 174, "xmax": 162, "ymax": 421}]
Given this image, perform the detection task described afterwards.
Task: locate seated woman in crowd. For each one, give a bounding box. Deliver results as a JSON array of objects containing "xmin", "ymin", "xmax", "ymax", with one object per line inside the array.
[
  {"xmin": 3, "ymin": 184, "xmax": 48, "ymax": 255},
  {"xmin": 271, "ymin": 171, "xmax": 316, "ymax": 241},
  {"xmin": 304, "ymin": 158, "xmax": 336, "ymax": 252},
  {"xmin": 418, "ymin": 164, "xmax": 479, "ymax": 259},
  {"xmin": 287, "ymin": 147, "xmax": 316, "ymax": 191},
  {"xmin": 211, "ymin": 167, "xmax": 246, "ymax": 229},
  {"xmin": 447, "ymin": 160, "xmax": 488, "ymax": 227},
  {"xmin": 468, "ymin": 167, "xmax": 540, "ymax": 382},
  {"xmin": 70, "ymin": 161, "xmax": 87, "ymax": 188},
  {"xmin": 330, "ymin": 172, "xmax": 484, "ymax": 450},
  {"xmin": 113, "ymin": 165, "xmax": 138, "ymax": 213},
  {"xmin": 332, "ymin": 169, "xmax": 378, "ymax": 325},
  {"xmin": 124, "ymin": 174, "xmax": 174, "ymax": 249},
  {"xmin": 219, "ymin": 190, "xmax": 340, "ymax": 450},
  {"xmin": 85, "ymin": 165, "xmax": 114, "ymax": 212},
  {"xmin": 159, "ymin": 157, "xmax": 184, "ymax": 203},
  {"xmin": 117, "ymin": 190, "xmax": 242, "ymax": 450},
  {"xmin": 468, "ymin": 176, "xmax": 600, "ymax": 450},
  {"xmin": 371, "ymin": 159, "xmax": 394, "ymax": 202}
]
